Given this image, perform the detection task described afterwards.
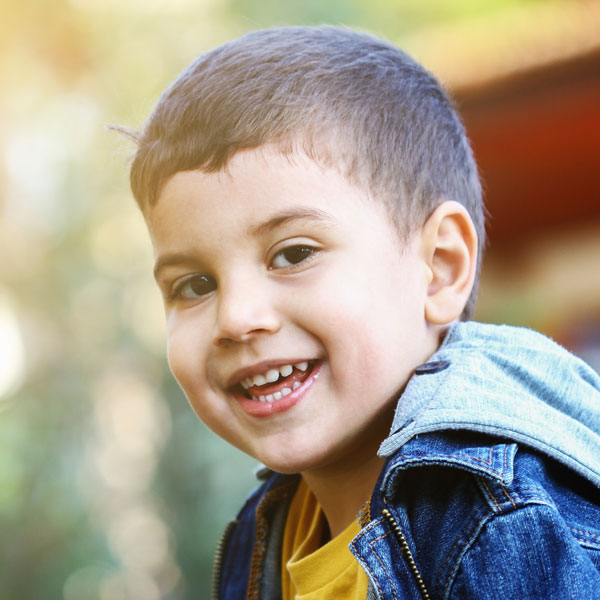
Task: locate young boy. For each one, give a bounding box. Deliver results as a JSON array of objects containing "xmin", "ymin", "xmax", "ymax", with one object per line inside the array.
[{"xmin": 125, "ymin": 26, "xmax": 600, "ymax": 599}]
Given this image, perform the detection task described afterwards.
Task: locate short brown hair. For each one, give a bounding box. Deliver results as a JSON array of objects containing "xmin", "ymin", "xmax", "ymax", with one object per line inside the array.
[{"xmin": 127, "ymin": 26, "xmax": 485, "ymax": 318}]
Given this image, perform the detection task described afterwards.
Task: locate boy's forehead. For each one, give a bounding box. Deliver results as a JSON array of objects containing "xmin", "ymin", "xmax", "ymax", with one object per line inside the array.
[
  {"xmin": 146, "ymin": 147, "xmax": 395, "ymax": 244},
  {"xmin": 149, "ymin": 142, "xmax": 355, "ymax": 207},
  {"xmin": 151, "ymin": 148, "xmax": 355, "ymax": 213}
]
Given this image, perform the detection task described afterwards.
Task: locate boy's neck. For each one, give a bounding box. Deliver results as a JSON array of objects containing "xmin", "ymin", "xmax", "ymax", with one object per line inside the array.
[{"xmin": 301, "ymin": 406, "xmax": 394, "ymax": 540}]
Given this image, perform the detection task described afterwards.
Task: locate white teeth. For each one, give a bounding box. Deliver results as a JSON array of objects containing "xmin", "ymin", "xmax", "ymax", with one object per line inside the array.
[
  {"xmin": 241, "ymin": 363, "xmax": 300, "ymax": 387},
  {"xmin": 265, "ymin": 369, "xmax": 279, "ymax": 383},
  {"xmin": 293, "ymin": 381, "xmax": 301, "ymax": 390},
  {"xmin": 242, "ymin": 361, "xmax": 311, "ymax": 391},
  {"xmin": 279, "ymin": 364, "xmax": 293, "ymax": 377},
  {"xmin": 253, "ymin": 388, "xmax": 292, "ymax": 402},
  {"xmin": 253, "ymin": 374, "xmax": 266, "ymax": 386}
]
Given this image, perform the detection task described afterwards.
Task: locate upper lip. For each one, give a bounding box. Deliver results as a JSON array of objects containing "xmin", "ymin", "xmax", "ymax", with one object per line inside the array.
[{"xmin": 226, "ymin": 358, "xmax": 317, "ymax": 389}]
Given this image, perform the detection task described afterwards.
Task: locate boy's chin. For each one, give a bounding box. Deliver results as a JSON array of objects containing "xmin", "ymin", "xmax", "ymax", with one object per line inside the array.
[
  {"xmin": 266, "ymin": 463, "xmax": 303, "ymax": 476},
  {"xmin": 255, "ymin": 452, "xmax": 322, "ymax": 476},
  {"xmin": 256, "ymin": 447, "xmax": 341, "ymax": 477},
  {"xmin": 257, "ymin": 456, "xmax": 310, "ymax": 475}
]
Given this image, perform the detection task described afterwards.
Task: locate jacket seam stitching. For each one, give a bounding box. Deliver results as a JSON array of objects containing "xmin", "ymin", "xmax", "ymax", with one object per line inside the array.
[
  {"xmin": 393, "ymin": 453, "xmax": 505, "ymax": 479},
  {"xmin": 478, "ymin": 478, "xmax": 503, "ymax": 514},
  {"xmin": 353, "ymin": 558, "xmax": 385, "ymax": 600},
  {"xmin": 500, "ymin": 485, "xmax": 517, "ymax": 510},
  {"xmin": 439, "ymin": 502, "xmax": 490, "ymax": 589},
  {"xmin": 570, "ymin": 526, "xmax": 600, "ymax": 539},
  {"xmin": 499, "ymin": 485, "xmax": 554, "ymax": 510},
  {"xmin": 350, "ymin": 525, "xmax": 387, "ymax": 600},
  {"xmin": 442, "ymin": 506, "xmax": 492, "ymax": 599},
  {"xmin": 368, "ymin": 531, "xmax": 400, "ymax": 600},
  {"xmin": 570, "ymin": 525, "xmax": 600, "ymax": 548},
  {"xmin": 353, "ymin": 560, "xmax": 383, "ymax": 597},
  {"xmin": 470, "ymin": 445, "xmax": 498, "ymax": 467},
  {"xmin": 358, "ymin": 518, "xmax": 385, "ymax": 536}
]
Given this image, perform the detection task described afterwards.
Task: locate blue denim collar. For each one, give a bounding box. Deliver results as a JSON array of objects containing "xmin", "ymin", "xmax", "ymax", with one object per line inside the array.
[{"xmin": 379, "ymin": 322, "xmax": 600, "ymax": 487}]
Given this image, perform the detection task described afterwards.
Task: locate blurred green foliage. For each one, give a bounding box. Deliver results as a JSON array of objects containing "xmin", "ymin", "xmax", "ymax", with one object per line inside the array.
[{"xmin": 0, "ymin": 0, "xmax": 546, "ymax": 598}]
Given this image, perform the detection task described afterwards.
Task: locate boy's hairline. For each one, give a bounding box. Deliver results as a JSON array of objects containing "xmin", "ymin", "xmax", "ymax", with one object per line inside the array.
[{"xmin": 140, "ymin": 139, "xmax": 423, "ymax": 245}]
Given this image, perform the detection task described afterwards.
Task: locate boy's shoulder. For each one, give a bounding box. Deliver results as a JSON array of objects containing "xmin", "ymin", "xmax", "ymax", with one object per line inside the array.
[
  {"xmin": 380, "ymin": 321, "xmax": 600, "ymax": 488},
  {"xmin": 360, "ymin": 429, "xmax": 600, "ymax": 599}
]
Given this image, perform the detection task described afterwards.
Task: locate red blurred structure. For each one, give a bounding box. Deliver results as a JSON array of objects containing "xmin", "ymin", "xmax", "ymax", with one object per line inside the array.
[{"xmin": 457, "ymin": 45, "xmax": 600, "ymax": 245}]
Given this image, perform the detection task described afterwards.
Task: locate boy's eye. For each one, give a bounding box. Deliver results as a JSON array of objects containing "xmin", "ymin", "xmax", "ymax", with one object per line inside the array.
[
  {"xmin": 172, "ymin": 274, "xmax": 217, "ymax": 300},
  {"xmin": 270, "ymin": 245, "xmax": 315, "ymax": 269}
]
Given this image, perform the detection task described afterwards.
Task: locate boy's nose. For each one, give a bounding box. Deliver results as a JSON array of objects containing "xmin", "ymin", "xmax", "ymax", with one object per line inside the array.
[{"xmin": 212, "ymin": 284, "xmax": 281, "ymax": 346}]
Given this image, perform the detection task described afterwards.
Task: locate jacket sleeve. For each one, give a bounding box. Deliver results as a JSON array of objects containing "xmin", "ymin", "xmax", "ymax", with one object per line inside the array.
[{"xmin": 449, "ymin": 503, "xmax": 600, "ymax": 599}]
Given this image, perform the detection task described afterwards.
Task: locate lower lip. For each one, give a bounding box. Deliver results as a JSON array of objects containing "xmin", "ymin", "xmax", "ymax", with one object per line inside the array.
[{"xmin": 236, "ymin": 362, "xmax": 322, "ymax": 418}]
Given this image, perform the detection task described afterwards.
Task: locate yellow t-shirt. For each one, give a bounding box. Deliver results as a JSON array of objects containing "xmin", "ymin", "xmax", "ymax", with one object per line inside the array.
[{"xmin": 281, "ymin": 478, "xmax": 369, "ymax": 600}]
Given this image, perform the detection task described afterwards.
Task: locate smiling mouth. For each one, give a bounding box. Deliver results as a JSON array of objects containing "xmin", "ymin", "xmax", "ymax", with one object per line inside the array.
[{"xmin": 234, "ymin": 361, "xmax": 317, "ymax": 403}]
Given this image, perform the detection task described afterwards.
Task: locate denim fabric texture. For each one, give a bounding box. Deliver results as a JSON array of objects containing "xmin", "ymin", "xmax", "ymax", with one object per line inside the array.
[
  {"xmin": 213, "ymin": 322, "xmax": 600, "ymax": 599},
  {"xmin": 379, "ymin": 322, "xmax": 600, "ymax": 488}
]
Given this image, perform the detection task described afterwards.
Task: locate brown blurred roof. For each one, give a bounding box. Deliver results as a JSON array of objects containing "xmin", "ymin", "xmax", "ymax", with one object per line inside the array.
[{"xmin": 403, "ymin": 0, "xmax": 600, "ymax": 244}]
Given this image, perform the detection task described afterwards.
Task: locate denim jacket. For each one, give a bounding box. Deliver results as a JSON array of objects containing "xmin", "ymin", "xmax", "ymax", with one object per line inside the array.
[{"xmin": 212, "ymin": 322, "xmax": 600, "ymax": 599}]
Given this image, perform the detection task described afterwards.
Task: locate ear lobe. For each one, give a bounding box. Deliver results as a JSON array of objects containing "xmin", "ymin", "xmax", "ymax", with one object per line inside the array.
[{"xmin": 421, "ymin": 201, "xmax": 478, "ymax": 325}]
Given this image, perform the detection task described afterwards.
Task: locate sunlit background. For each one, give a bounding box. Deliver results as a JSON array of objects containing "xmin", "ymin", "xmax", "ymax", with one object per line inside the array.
[{"xmin": 1, "ymin": 0, "xmax": 599, "ymax": 598}]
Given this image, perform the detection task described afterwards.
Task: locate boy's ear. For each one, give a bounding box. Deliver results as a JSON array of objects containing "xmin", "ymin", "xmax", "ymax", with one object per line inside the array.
[{"xmin": 420, "ymin": 201, "xmax": 478, "ymax": 325}]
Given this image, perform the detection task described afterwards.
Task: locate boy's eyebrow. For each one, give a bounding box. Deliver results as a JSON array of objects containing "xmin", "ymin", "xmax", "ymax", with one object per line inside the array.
[
  {"xmin": 153, "ymin": 208, "xmax": 336, "ymax": 281},
  {"xmin": 154, "ymin": 252, "xmax": 194, "ymax": 281},
  {"xmin": 248, "ymin": 207, "xmax": 337, "ymax": 237}
]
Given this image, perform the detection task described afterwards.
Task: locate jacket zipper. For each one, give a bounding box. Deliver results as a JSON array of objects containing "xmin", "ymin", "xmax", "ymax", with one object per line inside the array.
[
  {"xmin": 381, "ymin": 508, "xmax": 431, "ymax": 600},
  {"xmin": 210, "ymin": 519, "xmax": 238, "ymax": 600}
]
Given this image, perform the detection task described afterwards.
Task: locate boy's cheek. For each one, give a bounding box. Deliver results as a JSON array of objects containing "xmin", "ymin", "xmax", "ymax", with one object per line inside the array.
[
  {"xmin": 166, "ymin": 344, "xmax": 218, "ymax": 428},
  {"xmin": 166, "ymin": 348, "xmax": 192, "ymax": 399},
  {"xmin": 165, "ymin": 325, "xmax": 204, "ymax": 394}
]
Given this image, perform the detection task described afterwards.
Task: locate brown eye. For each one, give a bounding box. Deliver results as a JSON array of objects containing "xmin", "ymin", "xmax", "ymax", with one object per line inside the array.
[
  {"xmin": 271, "ymin": 245, "xmax": 315, "ymax": 269},
  {"xmin": 176, "ymin": 275, "xmax": 217, "ymax": 299}
]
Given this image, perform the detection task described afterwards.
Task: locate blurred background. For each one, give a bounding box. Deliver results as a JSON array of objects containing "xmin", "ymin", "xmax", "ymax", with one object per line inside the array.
[{"xmin": 1, "ymin": 0, "xmax": 599, "ymax": 598}]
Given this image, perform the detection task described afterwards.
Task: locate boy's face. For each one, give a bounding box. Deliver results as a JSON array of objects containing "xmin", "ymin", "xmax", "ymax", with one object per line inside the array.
[{"xmin": 147, "ymin": 148, "xmax": 438, "ymax": 475}]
